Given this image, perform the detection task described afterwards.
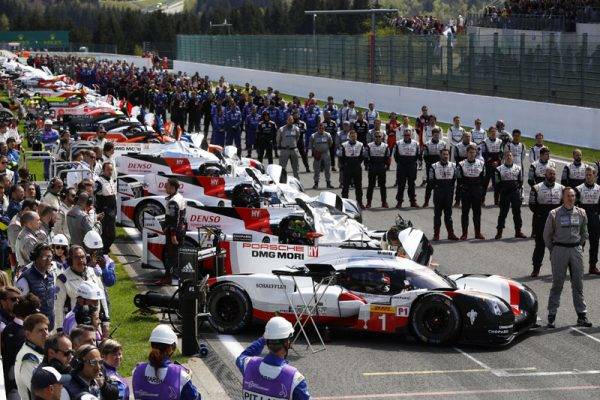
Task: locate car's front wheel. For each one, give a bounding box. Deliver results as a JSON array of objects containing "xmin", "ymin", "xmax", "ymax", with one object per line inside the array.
[
  {"xmin": 208, "ymin": 283, "xmax": 253, "ymax": 334},
  {"xmin": 134, "ymin": 200, "xmax": 165, "ymax": 231},
  {"xmin": 411, "ymin": 294, "xmax": 461, "ymax": 345}
]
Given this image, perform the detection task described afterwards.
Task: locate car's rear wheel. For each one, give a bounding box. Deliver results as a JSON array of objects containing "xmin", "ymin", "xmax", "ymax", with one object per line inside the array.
[
  {"xmin": 411, "ymin": 294, "xmax": 461, "ymax": 345},
  {"xmin": 134, "ymin": 200, "xmax": 165, "ymax": 231},
  {"xmin": 208, "ymin": 283, "xmax": 252, "ymax": 333}
]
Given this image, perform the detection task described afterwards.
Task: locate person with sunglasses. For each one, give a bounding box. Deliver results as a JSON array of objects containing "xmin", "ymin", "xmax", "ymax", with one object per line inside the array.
[
  {"xmin": 39, "ymin": 332, "xmax": 74, "ymax": 374},
  {"xmin": 52, "ymin": 234, "xmax": 69, "ymax": 269},
  {"xmin": 63, "ymin": 345, "xmax": 104, "ymax": 400},
  {"xmin": 0, "ymin": 286, "xmax": 21, "ymax": 333}
]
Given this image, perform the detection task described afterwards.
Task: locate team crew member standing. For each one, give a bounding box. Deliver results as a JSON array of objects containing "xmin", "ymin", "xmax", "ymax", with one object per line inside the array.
[
  {"xmin": 393, "ymin": 129, "xmax": 420, "ymax": 208},
  {"xmin": 245, "ymin": 106, "xmax": 261, "ymax": 158},
  {"xmin": 528, "ymin": 148, "xmax": 555, "ymax": 188},
  {"xmin": 480, "ymin": 127, "xmax": 504, "ymax": 205},
  {"xmin": 430, "ymin": 148, "xmax": 459, "ymax": 241},
  {"xmin": 94, "ymin": 162, "xmax": 117, "ymax": 255},
  {"xmin": 544, "ymin": 187, "xmax": 592, "ymax": 329},
  {"xmin": 422, "ymin": 128, "xmax": 447, "ymax": 208},
  {"xmin": 576, "ymin": 167, "xmax": 600, "ymax": 275},
  {"xmin": 448, "ymin": 116, "xmax": 465, "ymax": 146},
  {"xmin": 494, "ymin": 152, "xmax": 527, "ymax": 239},
  {"xmin": 293, "ymin": 112, "xmax": 311, "ymax": 173},
  {"xmin": 237, "ymin": 316, "xmax": 310, "ymax": 400},
  {"xmin": 157, "ymin": 178, "xmax": 187, "ymax": 285},
  {"xmin": 310, "ymin": 123, "xmax": 333, "ymax": 189},
  {"xmin": 561, "ymin": 149, "xmax": 588, "ymax": 188},
  {"xmin": 322, "ymin": 111, "xmax": 338, "ymax": 171},
  {"xmin": 365, "ymin": 131, "xmax": 390, "ymax": 209},
  {"xmin": 256, "ymin": 111, "xmax": 277, "ymax": 165},
  {"xmin": 529, "ymin": 132, "xmax": 546, "ymax": 162},
  {"xmin": 452, "ymin": 132, "xmax": 476, "ymax": 207},
  {"xmin": 277, "ymin": 116, "xmax": 301, "ymax": 179},
  {"xmin": 505, "ymin": 130, "xmax": 527, "ymax": 177},
  {"xmin": 457, "ymin": 145, "xmax": 485, "ymax": 240},
  {"xmin": 132, "ymin": 324, "xmax": 200, "ymax": 400},
  {"xmin": 529, "ymin": 167, "xmax": 564, "ymax": 277},
  {"xmin": 470, "ymin": 118, "xmax": 486, "ymax": 146},
  {"xmin": 339, "ymin": 130, "xmax": 365, "ymax": 209}
]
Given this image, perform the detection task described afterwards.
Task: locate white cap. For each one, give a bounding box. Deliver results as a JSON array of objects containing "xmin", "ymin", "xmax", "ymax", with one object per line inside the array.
[
  {"xmin": 263, "ymin": 316, "xmax": 294, "ymax": 340},
  {"xmin": 83, "ymin": 231, "xmax": 103, "ymax": 250},
  {"xmin": 76, "ymin": 281, "xmax": 105, "ymax": 300},
  {"xmin": 52, "ymin": 234, "xmax": 69, "ymax": 246},
  {"xmin": 44, "ymin": 119, "xmax": 52, "ymax": 125},
  {"xmin": 149, "ymin": 324, "xmax": 178, "ymax": 345}
]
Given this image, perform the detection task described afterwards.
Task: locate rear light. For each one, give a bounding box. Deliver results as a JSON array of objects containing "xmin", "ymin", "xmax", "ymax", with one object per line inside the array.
[
  {"xmin": 306, "ymin": 231, "xmax": 323, "ymax": 239},
  {"xmin": 339, "ymin": 291, "xmax": 366, "ymax": 303}
]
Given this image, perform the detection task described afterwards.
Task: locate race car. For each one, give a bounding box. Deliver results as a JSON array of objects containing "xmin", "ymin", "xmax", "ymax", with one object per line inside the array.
[{"xmin": 204, "ymin": 240, "xmax": 538, "ymax": 346}]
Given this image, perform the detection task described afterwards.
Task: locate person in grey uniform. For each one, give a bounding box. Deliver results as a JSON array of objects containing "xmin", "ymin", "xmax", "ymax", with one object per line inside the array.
[
  {"xmin": 544, "ymin": 187, "xmax": 592, "ymax": 329},
  {"xmin": 310, "ymin": 122, "xmax": 333, "ymax": 189},
  {"xmin": 276, "ymin": 115, "xmax": 301, "ymax": 179}
]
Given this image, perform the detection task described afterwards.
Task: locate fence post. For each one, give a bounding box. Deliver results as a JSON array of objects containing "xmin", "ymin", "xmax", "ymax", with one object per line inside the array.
[
  {"xmin": 492, "ymin": 33, "xmax": 498, "ymax": 95},
  {"xmin": 580, "ymin": 33, "xmax": 588, "ymax": 107},
  {"xmin": 519, "ymin": 33, "xmax": 525, "ymax": 98},
  {"xmin": 548, "ymin": 33, "xmax": 555, "ymax": 101},
  {"xmin": 446, "ymin": 35, "xmax": 452, "ymax": 91}
]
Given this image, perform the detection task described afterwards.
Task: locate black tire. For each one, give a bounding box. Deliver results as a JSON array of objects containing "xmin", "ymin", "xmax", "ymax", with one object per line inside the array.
[
  {"xmin": 410, "ymin": 294, "xmax": 461, "ymax": 345},
  {"xmin": 134, "ymin": 201, "xmax": 165, "ymax": 231},
  {"xmin": 208, "ymin": 283, "xmax": 252, "ymax": 334}
]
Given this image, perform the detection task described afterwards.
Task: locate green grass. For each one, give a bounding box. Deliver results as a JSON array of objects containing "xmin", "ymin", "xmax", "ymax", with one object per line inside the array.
[
  {"xmin": 107, "ymin": 259, "xmax": 188, "ymax": 376},
  {"xmin": 115, "ymin": 226, "xmax": 130, "ymax": 241}
]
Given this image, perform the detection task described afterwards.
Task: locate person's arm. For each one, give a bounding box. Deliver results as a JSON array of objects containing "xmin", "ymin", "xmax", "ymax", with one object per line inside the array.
[
  {"xmin": 528, "ymin": 187, "xmax": 537, "ymax": 213},
  {"xmin": 543, "ymin": 211, "xmax": 556, "ymax": 251},
  {"xmin": 19, "ymin": 357, "xmax": 38, "ymax": 400},
  {"xmin": 561, "ymin": 166, "xmax": 569, "ymax": 186},
  {"xmin": 235, "ymin": 337, "xmax": 265, "ymax": 374},
  {"xmin": 54, "ymin": 274, "xmax": 68, "ymax": 330},
  {"xmin": 527, "ymin": 165, "xmax": 535, "ymax": 187},
  {"xmin": 100, "ymin": 257, "xmax": 116, "ymax": 287},
  {"xmin": 292, "ymin": 377, "xmax": 311, "ymax": 400},
  {"xmin": 15, "ymin": 277, "xmax": 29, "ymax": 295},
  {"xmin": 580, "ymin": 209, "xmax": 589, "ymax": 246}
]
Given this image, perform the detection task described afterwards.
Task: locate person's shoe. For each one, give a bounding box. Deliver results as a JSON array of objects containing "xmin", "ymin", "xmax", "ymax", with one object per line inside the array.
[
  {"xmin": 474, "ymin": 229, "xmax": 486, "ymax": 240},
  {"xmin": 547, "ymin": 314, "xmax": 556, "ymax": 329},
  {"xmin": 460, "ymin": 229, "xmax": 468, "ymax": 241},
  {"xmin": 410, "ymin": 201, "xmax": 420, "ymax": 208},
  {"xmin": 422, "ymin": 201, "xmax": 429, "ymax": 208},
  {"xmin": 326, "ymin": 182, "xmax": 334, "ymax": 189},
  {"xmin": 494, "ymin": 229, "xmax": 503, "ymax": 240},
  {"xmin": 153, "ymin": 276, "xmax": 172, "ymax": 286},
  {"xmin": 359, "ymin": 203, "xmax": 366, "ymax": 210},
  {"xmin": 577, "ymin": 313, "xmax": 593, "ymax": 328},
  {"xmin": 432, "ymin": 228, "xmax": 440, "ymax": 242},
  {"xmin": 395, "ymin": 202, "xmax": 402, "ymax": 209},
  {"xmin": 312, "ymin": 183, "xmax": 318, "ymax": 189},
  {"xmin": 306, "ymin": 168, "xmax": 311, "ymax": 173},
  {"xmin": 515, "ymin": 230, "xmax": 527, "ymax": 239},
  {"xmin": 332, "ymin": 167, "xmax": 337, "ymax": 172},
  {"xmin": 453, "ymin": 201, "xmax": 460, "ymax": 208},
  {"xmin": 365, "ymin": 202, "xmax": 372, "ymax": 209},
  {"xmin": 530, "ymin": 265, "xmax": 541, "ymax": 278},
  {"xmin": 420, "ymin": 181, "xmax": 426, "ymax": 187},
  {"xmin": 589, "ymin": 264, "xmax": 600, "ymax": 275},
  {"xmin": 447, "ymin": 229, "xmax": 459, "ymax": 241},
  {"xmin": 381, "ymin": 202, "xmax": 389, "ymax": 208}
]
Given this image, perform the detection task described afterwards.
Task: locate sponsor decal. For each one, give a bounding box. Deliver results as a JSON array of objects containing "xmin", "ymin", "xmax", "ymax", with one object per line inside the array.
[
  {"xmin": 126, "ymin": 162, "xmax": 152, "ymax": 171},
  {"xmin": 467, "ymin": 309, "xmax": 478, "ymax": 325},
  {"xmin": 251, "ymin": 250, "xmax": 304, "ymax": 260},
  {"xmin": 158, "ymin": 181, "xmax": 185, "ymax": 191},
  {"xmin": 242, "ymin": 243, "xmax": 304, "ymax": 252},
  {"xmin": 487, "ymin": 329, "xmax": 509, "ymax": 335},
  {"xmin": 369, "ymin": 305, "xmax": 395, "ymax": 314},
  {"xmin": 256, "ymin": 283, "xmax": 286, "ymax": 290},
  {"xmin": 251, "ymin": 209, "xmax": 261, "ymax": 219},
  {"xmin": 308, "ymin": 246, "xmax": 319, "ymax": 257},
  {"xmin": 210, "ymin": 177, "xmax": 220, "ymax": 186},
  {"xmin": 189, "ymin": 215, "xmax": 221, "ymax": 223},
  {"xmin": 232, "ymin": 233, "xmax": 253, "ymax": 242},
  {"xmin": 396, "ymin": 306, "xmax": 409, "ymax": 317}
]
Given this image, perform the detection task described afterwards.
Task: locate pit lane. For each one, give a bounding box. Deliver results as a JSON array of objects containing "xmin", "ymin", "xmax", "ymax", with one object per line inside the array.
[{"xmin": 118, "ymin": 159, "xmax": 600, "ymax": 400}]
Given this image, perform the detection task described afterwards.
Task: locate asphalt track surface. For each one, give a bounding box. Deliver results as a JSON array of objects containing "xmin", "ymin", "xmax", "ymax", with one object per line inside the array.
[{"xmin": 117, "ymin": 155, "xmax": 600, "ymax": 400}]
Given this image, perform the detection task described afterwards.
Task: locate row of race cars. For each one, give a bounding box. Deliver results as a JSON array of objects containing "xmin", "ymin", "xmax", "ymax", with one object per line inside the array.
[{"xmin": 3, "ymin": 52, "xmax": 539, "ymax": 347}]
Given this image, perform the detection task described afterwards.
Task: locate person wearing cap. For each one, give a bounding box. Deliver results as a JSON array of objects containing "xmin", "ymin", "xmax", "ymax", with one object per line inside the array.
[
  {"xmin": 52, "ymin": 234, "xmax": 69, "ymax": 269},
  {"xmin": 132, "ymin": 324, "xmax": 200, "ymax": 400},
  {"xmin": 15, "ymin": 313, "xmax": 50, "ymax": 400},
  {"xmin": 30, "ymin": 366, "xmax": 71, "ymax": 400},
  {"xmin": 61, "ymin": 281, "xmax": 104, "ymax": 335},
  {"xmin": 84, "ymin": 231, "xmax": 116, "ymax": 288},
  {"xmin": 237, "ymin": 316, "xmax": 309, "ymax": 400}
]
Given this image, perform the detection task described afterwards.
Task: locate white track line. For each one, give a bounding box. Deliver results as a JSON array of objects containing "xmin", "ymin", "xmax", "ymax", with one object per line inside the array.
[
  {"xmin": 452, "ymin": 347, "xmax": 492, "ymax": 370},
  {"xmin": 571, "ymin": 327, "xmax": 600, "ymax": 344},
  {"xmin": 217, "ymin": 334, "xmax": 245, "ymax": 359}
]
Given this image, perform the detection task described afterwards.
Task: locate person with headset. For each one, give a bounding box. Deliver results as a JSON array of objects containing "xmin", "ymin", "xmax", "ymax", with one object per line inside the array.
[
  {"xmin": 237, "ymin": 316, "xmax": 310, "ymax": 400},
  {"xmin": 132, "ymin": 324, "xmax": 200, "ymax": 400},
  {"xmin": 55, "ymin": 246, "xmax": 110, "ymax": 338},
  {"xmin": 63, "ymin": 345, "xmax": 107, "ymax": 400},
  {"xmin": 42, "ymin": 177, "xmax": 64, "ymax": 211},
  {"xmin": 16, "ymin": 243, "xmax": 57, "ymax": 330},
  {"xmin": 15, "ymin": 313, "xmax": 50, "ymax": 400},
  {"xmin": 83, "ymin": 231, "xmax": 116, "ymax": 289},
  {"xmin": 99, "ymin": 339, "xmax": 129, "ymax": 400},
  {"xmin": 62, "ymin": 281, "xmax": 104, "ymax": 336},
  {"xmin": 66, "ymin": 192, "xmax": 95, "ymax": 248}
]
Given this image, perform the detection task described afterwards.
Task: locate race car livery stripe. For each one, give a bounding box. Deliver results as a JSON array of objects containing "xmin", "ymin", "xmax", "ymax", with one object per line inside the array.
[
  {"xmin": 219, "ymin": 240, "xmax": 233, "ymax": 275},
  {"xmin": 148, "ymin": 242, "xmax": 164, "ymax": 261},
  {"xmin": 236, "ymin": 208, "xmax": 273, "ymax": 234},
  {"xmin": 121, "ymin": 205, "xmax": 135, "ymax": 221},
  {"xmin": 197, "ymin": 176, "xmax": 227, "ymax": 197},
  {"xmin": 508, "ymin": 281, "xmax": 521, "ymax": 315},
  {"xmin": 164, "ymin": 158, "xmax": 193, "ymax": 175},
  {"xmin": 252, "ymin": 308, "xmax": 358, "ymax": 327}
]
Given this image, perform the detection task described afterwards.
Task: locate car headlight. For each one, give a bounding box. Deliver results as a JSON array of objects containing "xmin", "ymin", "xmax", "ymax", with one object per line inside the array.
[{"xmin": 488, "ymin": 299, "xmax": 510, "ymax": 316}]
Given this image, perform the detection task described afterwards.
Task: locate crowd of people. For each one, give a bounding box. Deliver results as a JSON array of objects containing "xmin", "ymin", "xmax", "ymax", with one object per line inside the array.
[
  {"xmin": 0, "ymin": 52, "xmax": 598, "ymax": 399},
  {"xmin": 389, "ymin": 14, "xmax": 465, "ymax": 35}
]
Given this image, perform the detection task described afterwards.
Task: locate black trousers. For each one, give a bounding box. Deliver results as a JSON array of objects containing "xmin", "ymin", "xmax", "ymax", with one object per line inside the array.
[
  {"xmin": 433, "ymin": 190, "xmax": 453, "ymax": 230},
  {"xmin": 297, "ymin": 139, "xmax": 310, "ymax": 170},
  {"xmin": 461, "ymin": 187, "xmax": 483, "ymax": 230},
  {"xmin": 367, "ymin": 170, "xmax": 386, "ymax": 203},
  {"xmin": 496, "ymin": 190, "xmax": 522, "ymax": 230},
  {"xmin": 188, "ymin": 113, "xmax": 201, "ymax": 133},
  {"xmin": 342, "ymin": 167, "xmax": 363, "ymax": 204},
  {"xmin": 257, "ymin": 141, "xmax": 273, "ymax": 165},
  {"xmin": 396, "ymin": 163, "xmax": 417, "ymax": 203},
  {"xmin": 482, "ymin": 163, "xmax": 499, "ymax": 202},
  {"xmin": 532, "ymin": 213, "xmax": 549, "ymax": 267}
]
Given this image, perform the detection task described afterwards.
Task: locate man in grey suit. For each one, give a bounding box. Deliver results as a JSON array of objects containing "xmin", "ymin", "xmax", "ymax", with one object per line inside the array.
[{"xmin": 66, "ymin": 192, "xmax": 95, "ymax": 247}]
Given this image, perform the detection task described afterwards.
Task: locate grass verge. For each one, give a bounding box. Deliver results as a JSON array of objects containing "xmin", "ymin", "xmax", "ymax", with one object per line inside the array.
[{"xmin": 107, "ymin": 258, "xmax": 188, "ymax": 376}]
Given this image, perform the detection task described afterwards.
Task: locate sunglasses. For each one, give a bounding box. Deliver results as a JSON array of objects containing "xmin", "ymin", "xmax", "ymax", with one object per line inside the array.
[
  {"xmin": 53, "ymin": 246, "xmax": 67, "ymax": 251},
  {"xmin": 5, "ymin": 297, "xmax": 19, "ymax": 303},
  {"xmin": 56, "ymin": 349, "xmax": 74, "ymax": 357},
  {"xmin": 84, "ymin": 359, "xmax": 102, "ymax": 366}
]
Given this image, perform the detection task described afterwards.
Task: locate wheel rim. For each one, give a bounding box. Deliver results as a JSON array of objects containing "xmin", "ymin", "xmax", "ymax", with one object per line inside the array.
[
  {"xmin": 422, "ymin": 305, "xmax": 451, "ymax": 335},
  {"xmin": 215, "ymin": 295, "xmax": 241, "ymax": 324}
]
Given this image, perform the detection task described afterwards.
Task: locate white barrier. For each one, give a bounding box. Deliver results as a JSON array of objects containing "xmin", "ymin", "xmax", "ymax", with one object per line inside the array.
[{"xmin": 175, "ymin": 60, "xmax": 599, "ymax": 149}]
